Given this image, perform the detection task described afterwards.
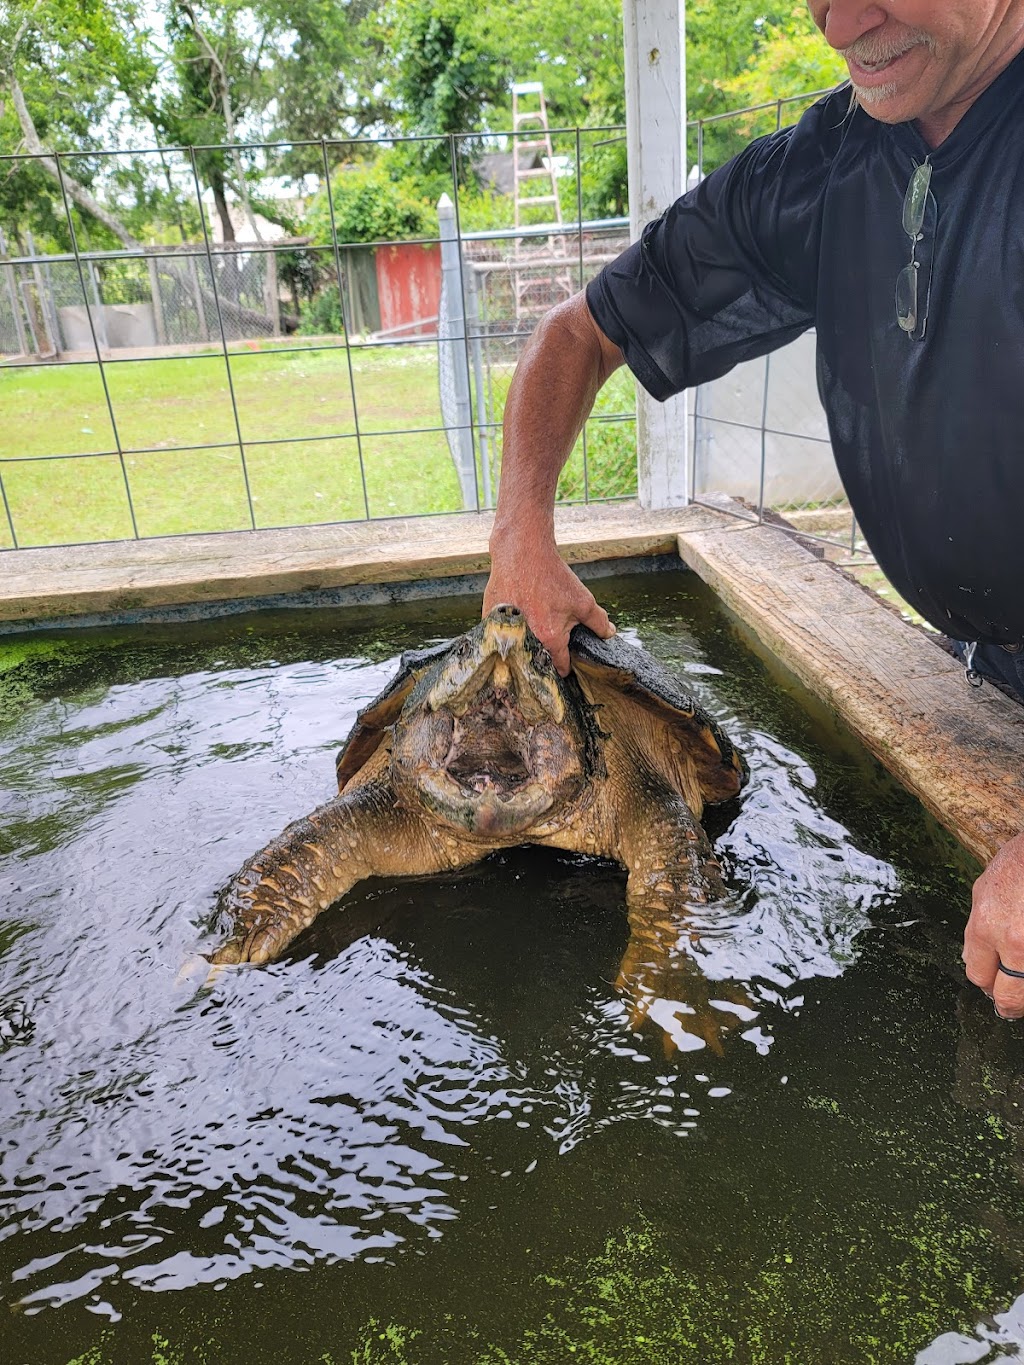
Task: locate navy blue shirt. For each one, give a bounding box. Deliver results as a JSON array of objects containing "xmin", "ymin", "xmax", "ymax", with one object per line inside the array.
[{"xmin": 586, "ymin": 54, "xmax": 1024, "ymax": 646}]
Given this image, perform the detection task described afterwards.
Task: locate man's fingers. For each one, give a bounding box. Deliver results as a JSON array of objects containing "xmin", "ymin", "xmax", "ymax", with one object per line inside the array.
[
  {"xmin": 963, "ymin": 925, "xmax": 1024, "ymax": 1018},
  {"xmin": 547, "ymin": 634, "xmax": 572, "ymax": 678},
  {"xmin": 963, "ymin": 833, "xmax": 1024, "ymax": 1018},
  {"xmin": 579, "ymin": 598, "xmax": 616, "ymax": 640},
  {"xmin": 993, "ymin": 969, "xmax": 1024, "ymax": 1019},
  {"xmin": 962, "ymin": 932, "xmax": 998, "ymax": 994}
]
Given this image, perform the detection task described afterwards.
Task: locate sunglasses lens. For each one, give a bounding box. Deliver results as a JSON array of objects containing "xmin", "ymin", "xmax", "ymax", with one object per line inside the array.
[
  {"xmin": 895, "ymin": 263, "xmax": 918, "ymax": 332},
  {"xmin": 902, "ymin": 161, "xmax": 932, "ymax": 237}
]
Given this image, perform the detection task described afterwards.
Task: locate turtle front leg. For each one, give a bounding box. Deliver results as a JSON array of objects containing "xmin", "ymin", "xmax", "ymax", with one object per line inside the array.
[
  {"xmin": 211, "ymin": 778, "xmax": 471, "ymax": 965},
  {"xmin": 617, "ymin": 791, "xmax": 752, "ymax": 1055}
]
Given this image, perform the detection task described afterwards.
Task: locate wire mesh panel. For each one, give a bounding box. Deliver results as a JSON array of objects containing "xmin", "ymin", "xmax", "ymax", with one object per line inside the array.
[
  {"xmin": 0, "ymin": 100, "xmax": 853, "ymax": 551},
  {"xmin": 691, "ymin": 332, "xmax": 857, "ymax": 551},
  {"xmin": 687, "ymin": 91, "xmax": 859, "ymax": 552}
]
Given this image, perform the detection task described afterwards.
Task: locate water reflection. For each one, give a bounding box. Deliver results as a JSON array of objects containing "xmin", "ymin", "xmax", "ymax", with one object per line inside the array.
[{"xmin": 0, "ymin": 598, "xmax": 925, "ymax": 1334}]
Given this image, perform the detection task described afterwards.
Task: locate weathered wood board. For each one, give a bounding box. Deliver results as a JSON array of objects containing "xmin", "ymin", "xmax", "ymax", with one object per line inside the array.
[
  {"xmin": 676, "ymin": 515, "xmax": 1024, "ymax": 865},
  {"xmin": 0, "ymin": 503, "xmax": 699, "ymax": 626}
]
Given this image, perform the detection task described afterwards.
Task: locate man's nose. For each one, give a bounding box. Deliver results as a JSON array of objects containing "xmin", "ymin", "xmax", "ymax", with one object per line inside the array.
[{"xmin": 808, "ymin": 1, "xmax": 891, "ymax": 51}]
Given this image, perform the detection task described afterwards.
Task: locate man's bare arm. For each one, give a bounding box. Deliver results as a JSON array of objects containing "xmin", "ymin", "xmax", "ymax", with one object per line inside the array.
[{"xmin": 483, "ymin": 290, "xmax": 626, "ymax": 674}]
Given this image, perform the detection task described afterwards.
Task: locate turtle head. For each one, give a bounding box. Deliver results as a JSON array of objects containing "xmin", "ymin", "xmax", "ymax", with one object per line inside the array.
[
  {"xmin": 391, "ymin": 606, "xmax": 592, "ymax": 841},
  {"xmin": 422, "ymin": 603, "xmax": 564, "ymax": 723}
]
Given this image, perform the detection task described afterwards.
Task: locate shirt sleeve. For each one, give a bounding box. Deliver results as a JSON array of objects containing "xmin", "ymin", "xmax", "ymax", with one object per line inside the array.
[{"xmin": 586, "ymin": 93, "xmax": 842, "ymax": 401}]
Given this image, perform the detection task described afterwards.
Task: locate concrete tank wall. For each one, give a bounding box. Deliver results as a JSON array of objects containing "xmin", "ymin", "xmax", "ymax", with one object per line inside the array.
[{"xmin": 692, "ymin": 330, "xmax": 843, "ymax": 507}]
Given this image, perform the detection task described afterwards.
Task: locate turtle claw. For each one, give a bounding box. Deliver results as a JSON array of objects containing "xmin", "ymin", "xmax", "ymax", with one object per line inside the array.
[
  {"xmin": 176, "ymin": 953, "xmax": 235, "ymax": 991},
  {"xmin": 174, "ymin": 952, "xmax": 213, "ymax": 989},
  {"xmin": 202, "ymin": 961, "xmax": 233, "ymax": 990},
  {"xmin": 209, "ymin": 938, "xmax": 244, "ymax": 966},
  {"xmin": 615, "ymin": 935, "xmax": 752, "ymax": 1058}
]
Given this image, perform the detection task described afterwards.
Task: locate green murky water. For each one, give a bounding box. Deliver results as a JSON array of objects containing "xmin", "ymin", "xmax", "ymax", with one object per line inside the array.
[{"xmin": 2, "ymin": 569, "xmax": 1023, "ymax": 1365}]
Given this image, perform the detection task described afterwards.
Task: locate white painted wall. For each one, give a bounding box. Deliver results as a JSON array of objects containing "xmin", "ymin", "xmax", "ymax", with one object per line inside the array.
[{"xmin": 691, "ymin": 331, "xmax": 843, "ymax": 506}]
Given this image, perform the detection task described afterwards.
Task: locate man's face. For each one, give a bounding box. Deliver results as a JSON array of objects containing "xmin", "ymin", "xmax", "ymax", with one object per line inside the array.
[{"xmin": 807, "ymin": 1, "xmax": 1021, "ymax": 128}]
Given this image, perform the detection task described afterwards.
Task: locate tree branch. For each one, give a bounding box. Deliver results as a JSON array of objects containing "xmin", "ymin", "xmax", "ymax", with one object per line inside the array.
[
  {"xmin": 9, "ymin": 74, "xmax": 140, "ymax": 248},
  {"xmin": 1, "ymin": 1, "xmax": 44, "ymax": 80},
  {"xmin": 179, "ymin": 1, "xmax": 264, "ymax": 242}
]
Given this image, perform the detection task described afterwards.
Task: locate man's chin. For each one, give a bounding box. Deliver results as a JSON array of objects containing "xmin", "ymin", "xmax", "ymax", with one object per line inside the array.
[{"xmin": 849, "ymin": 83, "xmax": 918, "ymax": 123}]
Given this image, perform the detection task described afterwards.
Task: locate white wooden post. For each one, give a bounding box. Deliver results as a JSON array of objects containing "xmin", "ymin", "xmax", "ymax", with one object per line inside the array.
[
  {"xmin": 437, "ymin": 193, "xmax": 478, "ymax": 510},
  {"xmin": 623, "ymin": 0, "xmax": 689, "ymax": 507}
]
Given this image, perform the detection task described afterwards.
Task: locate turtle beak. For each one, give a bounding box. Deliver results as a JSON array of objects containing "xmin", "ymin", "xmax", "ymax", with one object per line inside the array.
[
  {"xmin": 475, "ymin": 607, "xmax": 564, "ymax": 722},
  {"xmin": 481, "ymin": 604, "xmax": 528, "ymax": 660}
]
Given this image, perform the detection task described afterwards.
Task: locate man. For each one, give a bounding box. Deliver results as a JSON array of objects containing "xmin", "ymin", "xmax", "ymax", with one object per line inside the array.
[{"xmin": 482, "ymin": 2, "xmax": 1024, "ymax": 1017}]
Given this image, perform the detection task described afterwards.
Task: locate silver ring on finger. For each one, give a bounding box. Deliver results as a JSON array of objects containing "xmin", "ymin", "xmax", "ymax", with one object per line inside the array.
[{"xmin": 997, "ymin": 959, "xmax": 1024, "ymax": 979}]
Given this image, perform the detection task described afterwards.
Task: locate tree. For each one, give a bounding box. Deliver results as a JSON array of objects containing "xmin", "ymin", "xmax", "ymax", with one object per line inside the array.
[
  {"xmin": 0, "ymin": 0, "xmax": 157, "ymax": 249},
  {"xmin": 687, "ymin": 2, "xmax": 844, "ymax": 169},
  {"xmin": 717, "ymin": 14, "xmax": 847, "ymax": 117},
  {"xmin": 262, "ymin": 0, "xmax": 389, "ymax": 161},
  {"xmin": 384, "ymin": 0, "xmax": 623, "ymax": 135}
]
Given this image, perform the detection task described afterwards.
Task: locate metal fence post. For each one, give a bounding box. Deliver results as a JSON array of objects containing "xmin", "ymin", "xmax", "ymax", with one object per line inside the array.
[
  {"xmin": 623, "ymin": 0, "xmax": 689, "ymax": 508},
  {"xmin": 87, "ymin": 260, "xmax": 109, "ymax": 352},
  {"xmin": 147, "ymin": 255, "xmax": 168, "ymax": 345},
  {"xmin": 188, "ymin": 252, "xmax": 210, "ymax": 342},
  {"xmin": 437, "ymin": 192, "xmax": 477, "ymax": 510},
  {"xmin": 0, "ymin": 228, "xmax": 27, "ymax": 357},
  {"xmin": 464, "ymin": 265, "xmax": 491, "ymax": 507},
  {"xmin": 264, "ymin": 248, "xmax": 280, "ymax": 336},
  {"xmin": 24, "ymin": 230, "xmax": 56, "ymax": 357}
]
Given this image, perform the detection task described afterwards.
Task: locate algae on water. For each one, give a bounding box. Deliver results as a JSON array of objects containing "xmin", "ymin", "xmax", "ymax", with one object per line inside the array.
[{"xmin": 63, "ymin": 1208, "xmax": 1009, "ymax": 1365}]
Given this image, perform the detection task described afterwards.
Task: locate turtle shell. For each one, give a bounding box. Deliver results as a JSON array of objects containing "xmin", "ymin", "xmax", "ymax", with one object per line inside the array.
[
  {"xmin": 568, "ymin": 625, "xmax": 748, "ymax": 804},
  {"xmin": 335, "ymin": 624, "xmax": 748, "ymax": 807},
  {"xmin": 335, "ymin": 639, "xmax": 452, "ymax": 790}
]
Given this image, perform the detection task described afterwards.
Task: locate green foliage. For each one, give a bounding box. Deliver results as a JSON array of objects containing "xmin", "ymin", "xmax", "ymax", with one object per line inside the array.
[
  {"xmin": 387, "ymin": 0, "xmax": 503, "ymax": 138},
  {"xmin": 0, "ymin": 0, "xmax": 157, "ymax": 244},
  {"xmin": 297, "ymin": 286, "xmax": 346, "ymax": 336},
  {"xmin": 305, "ymin": 157, "xmax": 433, "ymax": 246},
  {"xmin": 256, "ymin": 0, "xmax": 390, "ymax": 159},
  {"xmin": 719, "ymin": 17, "xmax": 848, "ymax": 113},
  {"xmin": 579, "ymin": 138, "xmax": 628, "ymax": 221},
  {"xmin": 449, "ymin": 186, "xmax": 512, "ymax": 232},
  {"xmin": 688, "ymin": 2, "xmax": 845, "ymax": 171}
]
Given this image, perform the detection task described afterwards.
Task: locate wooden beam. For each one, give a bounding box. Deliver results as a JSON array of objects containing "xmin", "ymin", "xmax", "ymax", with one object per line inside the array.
[
  {"xmin": 0, "ymin": 503, "xmax": 697, "ymax": 626},
  {"xmin": 676, "ymin": 514, "xmax": 1024, "ymax": 864}
]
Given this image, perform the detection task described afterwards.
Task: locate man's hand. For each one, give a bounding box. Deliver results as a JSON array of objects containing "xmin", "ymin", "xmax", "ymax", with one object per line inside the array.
[
  {"xmin": 483, "ymin": 536, "xmax": 614, "ymax": 676},
  {"xmin": 481, "ymin": 291, "xmax": 624, "ymax": 675},
  {"xmin": 963, "ymin": 829, "xmax": 1024, "ymax": 1017}
]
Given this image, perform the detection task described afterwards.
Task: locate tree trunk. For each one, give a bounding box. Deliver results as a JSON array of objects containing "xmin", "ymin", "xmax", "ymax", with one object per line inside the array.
[{"xmin": 211, "ymin": 173, "xmax": 235, "ymax": 244}]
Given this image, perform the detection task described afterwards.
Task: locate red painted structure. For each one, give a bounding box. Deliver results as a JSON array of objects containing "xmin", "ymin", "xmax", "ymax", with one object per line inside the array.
[{"xmin": 374, "ymin": 243, "xmax": 442, "ymax": 338}]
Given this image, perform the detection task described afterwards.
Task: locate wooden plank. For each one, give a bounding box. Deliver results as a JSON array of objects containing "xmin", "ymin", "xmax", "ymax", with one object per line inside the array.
[
  {"xmin": 678, "ymin": 517, "xmax": 1024, "ymax": 863},
  {"xmin": 623, "ymin": 0, "xmax": 689, "ymax": 506},
  {"xmin": 0, "ymin": 503, "xmax": 715, "ymax": 625}
]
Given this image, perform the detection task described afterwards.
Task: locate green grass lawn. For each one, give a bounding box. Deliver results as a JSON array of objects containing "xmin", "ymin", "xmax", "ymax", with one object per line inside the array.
[{"xmin": 0, "ymin": 342, "xmax": 637, "ymax": 548}]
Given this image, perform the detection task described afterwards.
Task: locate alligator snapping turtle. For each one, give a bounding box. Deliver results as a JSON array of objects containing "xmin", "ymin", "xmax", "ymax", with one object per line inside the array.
[{"xmin": 211, "ymin": 605, "xmax": 748, "ymax": 1042}]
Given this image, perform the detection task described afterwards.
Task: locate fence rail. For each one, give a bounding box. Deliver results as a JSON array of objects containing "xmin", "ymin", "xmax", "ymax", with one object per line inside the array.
[{"xmin": 0, "ymin": 90, "xmax": 863, "ymax": 558}]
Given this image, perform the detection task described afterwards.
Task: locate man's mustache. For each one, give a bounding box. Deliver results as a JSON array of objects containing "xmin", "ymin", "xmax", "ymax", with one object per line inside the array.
[{"xmin": 840, "ymin": 28, "xmax": 937, "ymax": 67}]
